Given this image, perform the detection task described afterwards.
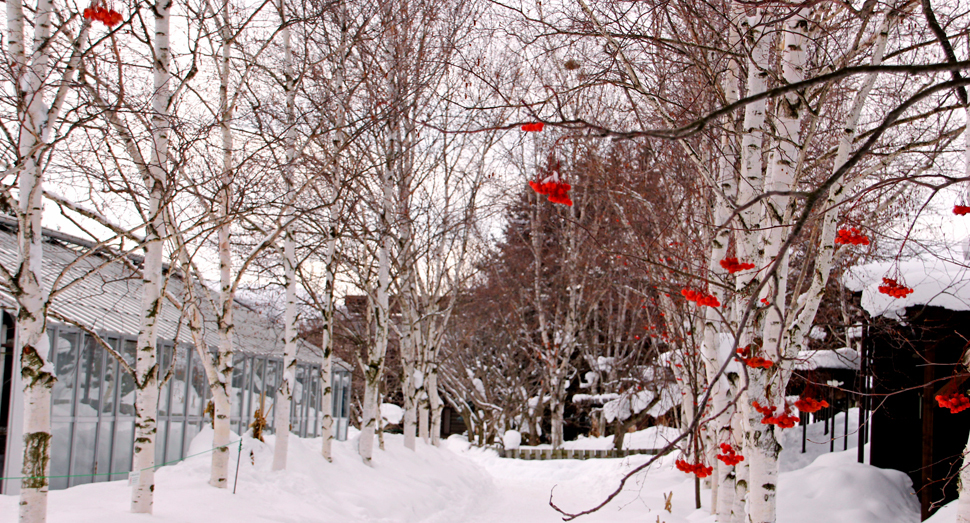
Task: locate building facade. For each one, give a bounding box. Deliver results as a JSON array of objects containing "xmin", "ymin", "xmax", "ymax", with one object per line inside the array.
[{"xmin": 0, "ymin": 221, "xmax": 351, "ymax": 494}]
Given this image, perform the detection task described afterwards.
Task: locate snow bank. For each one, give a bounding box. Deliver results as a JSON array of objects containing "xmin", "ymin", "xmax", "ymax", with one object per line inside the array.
[
  {"xmin": 526, "ymin": 424, "xmax": 682, "ymax": 451},
  {"xmin": 0, "ymin": 428, "xmax": 492, "ymax": 523},
  {"xmin": 778, "ymin": 451, "xmax": 918, "ymax": 523},
  {"xmin": 793, "ymin": 347, "xmax": 860, "ymax": 371},
  {"xmin": 602, "ymin": 387, "xmax": 677, "ymax": 423},
  {"xmin": 779, "ymin": 408, "xmax": 860, "ymax": 473},
  {"xmin": 381, "ymin": 402, "xmax": 404, "ymax": 425},
  {"xmin": 502, "ymin": 430, "xmax": 522, "ymax": 450},
  {"xmin": 846, "ymin": 256, "xmax": 970, "ymax": 318}
]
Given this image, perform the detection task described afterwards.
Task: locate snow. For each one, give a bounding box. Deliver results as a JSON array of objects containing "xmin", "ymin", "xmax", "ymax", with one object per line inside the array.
[
  {"xmin": 776, "ymin": 450, "xmax": 918, "ymax": 523},
  {"xmin": 845, "ymin": 256, "xmax": 970, "ymax": 318},
  {"xmin": 793, "ymin": 347, "xmax": 860, "ymax": 371},
  {"xmin": 381, "ymin": 403, "xmax": 404, "ymax": 425},
  {"xmin": 502, "ymin": 430, "xmax": 521, "ymax": 450},
  {"xmin": 810, "ymin": 326, "xmax": 828, "ymax": 340},
  {"xmin": 1, "ymin": 417, "xmax": 919, "ymax": 523},
  {"xmin": 572, "ymin": 393, "xmax": 620, "ymax": 405},
  {"xmin": 602, "ymin": 387, "xmax": 678, "ymax": 423}
]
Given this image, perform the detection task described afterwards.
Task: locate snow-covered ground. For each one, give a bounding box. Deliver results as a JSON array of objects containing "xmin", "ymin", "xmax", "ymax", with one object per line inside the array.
[{"xmin": 0, "ymin": 416, "xmax": 923, "ymax": 522}]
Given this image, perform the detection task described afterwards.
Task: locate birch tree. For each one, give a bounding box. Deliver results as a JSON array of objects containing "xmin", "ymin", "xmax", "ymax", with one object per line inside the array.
[{"xmin": 1, "ymin": 4, "xmax": 91, "ymax": 520}]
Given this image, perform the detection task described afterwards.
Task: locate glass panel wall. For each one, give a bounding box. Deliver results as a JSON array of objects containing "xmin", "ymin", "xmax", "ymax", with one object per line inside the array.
[{"xmin": 42, "ymin": 324, "xmax": 349, "ymax": 491}]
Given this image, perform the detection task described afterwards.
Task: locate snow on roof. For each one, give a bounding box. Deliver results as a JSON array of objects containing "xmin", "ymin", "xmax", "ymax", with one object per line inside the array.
[
  {"xmin": 845, "ymin": 254, "xmax": 970, "ymax": 318},
  {"xmin": 0, "ymin": 217, "xmax": 350, "ymax": 371},
  {"xmin": 793, "ymin": 347, "xmax": 860, "ymax": 371},
  {"xmin": 571, "ymin": 393, "xmax": 620, "ymax": 405},
  {"xmin": 602, "ymin": 386, "xmax": 678, "ymax": 423}
]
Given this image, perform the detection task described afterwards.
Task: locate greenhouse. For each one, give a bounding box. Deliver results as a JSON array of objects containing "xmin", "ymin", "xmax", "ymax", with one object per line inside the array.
[{"xmin": 0, "ymin": 221, "xmax": 352, "ymax": 494}]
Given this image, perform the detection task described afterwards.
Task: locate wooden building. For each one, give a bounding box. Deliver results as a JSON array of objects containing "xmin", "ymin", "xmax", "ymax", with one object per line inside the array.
[{"xmin": 866, "ymin": 305, "xmax": 970, "ymax": 520}]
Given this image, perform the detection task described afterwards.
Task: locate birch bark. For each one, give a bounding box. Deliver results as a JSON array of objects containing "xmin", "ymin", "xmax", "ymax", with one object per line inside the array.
[
  {"xmin": 210, "ymin": 0, "xmax": 235, "ymax": 486},
  {"xmin": 272, "ymin": 0, "xmax": 299, "ymax": 470},
  {"xmin": 8, "ymin": 0, "xmax": 55, "ymax": 520},
  {"xmin": 130, "ymin": 0, "xmax": 173, "ymax": 512},
  {"xmin": 745, "ymin": 12, "xmax": 808, "ymax": 523}
]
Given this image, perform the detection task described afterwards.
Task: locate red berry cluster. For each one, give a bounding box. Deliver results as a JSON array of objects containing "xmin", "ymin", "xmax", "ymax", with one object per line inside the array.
[
  {"xmin": 521, "ymin": 122, "xmax": 544, "ymax": 132},
  {"xmin": 954, "ymin": 205, "xmax": 970, "ymax": 216},
  {"xmin": 793, "ymin": 396, "xmax": 828, "ymax": 413},
  {"xmin": 528, "ymin": 179, "xmax": 572, "ymax": 206},
  {"xmin": 83, "ymin": 6, "xmax": 122, "ymax": 26},
  {"xmin": 745, "ymin": 356, "xmax": 773, "ymax": 369},
  {"xmin": 720, "ymin": 257, "xmax": 755, "ymax": 274},
  {"xmin": 676, "ymin": 459, "xmax": 713, "ymax": 478},
  {"xmin": 936, "ymin": 392, "xmax": 970, "ymax": 414},
  {"xmin": 681, "ymin": 288, "xmax": 720, "ymax": 307},
  {"xmin": 878, "ymin": 278, "xmax": 914, "ymax": 299},
  {"xmin": 834, "ymin": 227, "xmax": 869, "ymax": 246},
  {"xmin": 752, "ymin": 401, "xmax": 799, "ymax": 429},
  {"xmin": 716, "ymin": 443, "xmax": 744, "ymax": 466},
  {"xmin": 736, "ymin": 346, "xmax": 772, "ymax": 368}
]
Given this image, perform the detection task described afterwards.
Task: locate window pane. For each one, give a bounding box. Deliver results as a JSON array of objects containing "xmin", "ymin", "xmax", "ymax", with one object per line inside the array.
[
  {"xmin": 76, "ymin": 336, "xmax": 103, "ymax": 417},
  {"xmin": 51, "ymin": 331, "xmax": 78, "ymax": 417},
  {"xmin": 184, "ymin": 421, "xmax": 203, "ymax": 455},
  {"xmin": 155, "ymin": 340, "xmax": 174, "ymax": 416},
  {"xmin": 166, "ymin": 421, "xmax": 184, "ymax": 464},
  {"xmin": 264, "ymin": 361, "xmax": 279, "ymax": 429},
  {"xmin": 188, "ymin": 350, "xmax": 207, "ymax": 417},
  {"xmin": 119, "ymin": 341, "xmax": 137, "ymax": 417},
  {"xmin": 49, "ymin": 421, "xmax": 72, "ymax": 490},
  {"xmin": 95, "ymin": 420, "xmax": 113, "ymax": 482},
  {"xmin": 169, "ymin": 348, "xmax": 188, "ymax": 416},
  {"xmin": 342, "ymin": 374, "xmax": 351, "ymax": 418},
  {"xmin": 231, "ymin": 356, "xmax": 245, "ymax": 419},
  {"xmin": 70, "ymin": 421, "xmax": 98, "ymax": 486},
  {"xmin": 155, "ymin": 420, "xmax": 168, "ymax": 464},
  {"xmin": 99, "ymin": 339, "xmax": 118, "ymax": 416},
  {"xmin": 111, "ymin": 419, "xmax": 134, "ymax": 475}
]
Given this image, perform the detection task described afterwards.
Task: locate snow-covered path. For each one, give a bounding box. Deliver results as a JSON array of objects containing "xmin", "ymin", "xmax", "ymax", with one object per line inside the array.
[{"xmin": 0, "ymin": 420, "xmax": 925, "ymax": 523}]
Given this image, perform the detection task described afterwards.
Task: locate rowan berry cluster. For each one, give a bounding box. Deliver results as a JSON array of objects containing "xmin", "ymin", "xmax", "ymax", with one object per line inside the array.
[
  {"xmin": 521, "ymin": 122, "xmax": 544, "ymax": 132},
  {"xmin": 878, "ymin": 278, "xmax": 914, "ymax": 299},
  {"xmin": 834, "ymin": 227, "xmax": 869, "ymax": 246},
  {"xmin": 528, "ymin": 178, "xmax": 572, "ymax": 206},
  {"xmin": 793, "ymin": 396, "xmax": 828, "ymax": 413},
  {"xmin": 752, "ymin": 401, "xmax": 799, "ymax": 429},
  {"xmin": 681, "ymin": 288, "xmax": 720, "ymax": 307},
  {"xmin": 744, "ymin": 357, "xmax": 773, "ymax": 369},
  {"xmin": 716, "ymin": 443, "xmax": 744, "ymax": 466},
  {"xmin": 954, "ymin": 205, "xmax": 970, "ymax": 216},
  {"xmin": 720, "ymin": 257, "xmax": 755, "ymax": 274},
  {"xmin": 83, "ymin": 6, "xmax": 122, "ymax": 26},
  {"xmin": 676, "ymin": 459, "xmax": 713, "ymax": 478},
  {"xmin": 736, "ymin": 346, "xmax": 772, "ymax": 368},
  {"xmin": 936, "ymin": 392, "xmax": 970, "ymax": 414}
]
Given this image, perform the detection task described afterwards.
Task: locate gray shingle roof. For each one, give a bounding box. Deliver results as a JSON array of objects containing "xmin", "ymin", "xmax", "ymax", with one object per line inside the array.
[{"xmin": 0, "ymin": 216, "xmax": 349, "ymax": 371}]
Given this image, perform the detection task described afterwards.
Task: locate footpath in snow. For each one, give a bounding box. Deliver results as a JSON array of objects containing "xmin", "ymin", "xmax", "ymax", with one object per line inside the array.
[{"xmin": 0, "ymin": 415, "xmax": 926, "ymax": 522}]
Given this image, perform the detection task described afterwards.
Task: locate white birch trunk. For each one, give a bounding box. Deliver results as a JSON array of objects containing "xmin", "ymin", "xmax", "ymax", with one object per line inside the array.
[
  {"xmin": 360, "ymin": 160, "xmax": 394, "ymax": 464},
  {"xmin": 732, "ymin": 10, "xmax": 770, "ymax": 523},
  {"xmin": 210, "ymin": 0, "xmax": 235, "ymax": 486},
  {"xmin": 786, "ymin": 13, "xmax": 892, "ymax": 360},
  {"xmin": 704, "ymin": 8, "xmax": 741, "ymax": 516},
  {"xmin": 745, "ymin": 12, "xmax": 809, "ymax": 523},
  {"xmin": 272, "ymin": 4, "xmax": 298, "ymax": 471},
  {"xmin": 320, "ymin": 339, "xmax": 334, "ymax": 461},
  {"xmin": 319, "ymin": 233, "xmax": 337, "ymax": 461},
  {"xmin": 320, "ymin": 0, "xmax": 349, "ymax": 463},
  {"xmin": 130, "ymin": 0, "xmax": 172, "ymax": 511},
  {"xmin": 9, "ymin": 0, "xmax": 55, "ymax": 519},
  {"xmin": 418, "ymin": 401, "xmax": 430, "ymax": 443},
  {"xmin": 428, "ymin": 353, "xmax": 443, "ymax": 445}
]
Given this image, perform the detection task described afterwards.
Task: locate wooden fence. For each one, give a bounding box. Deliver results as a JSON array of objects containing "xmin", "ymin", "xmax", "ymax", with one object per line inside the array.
[{"xmin": 499, "ymin": 448, "xmax": 664, "ymax": 460}]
